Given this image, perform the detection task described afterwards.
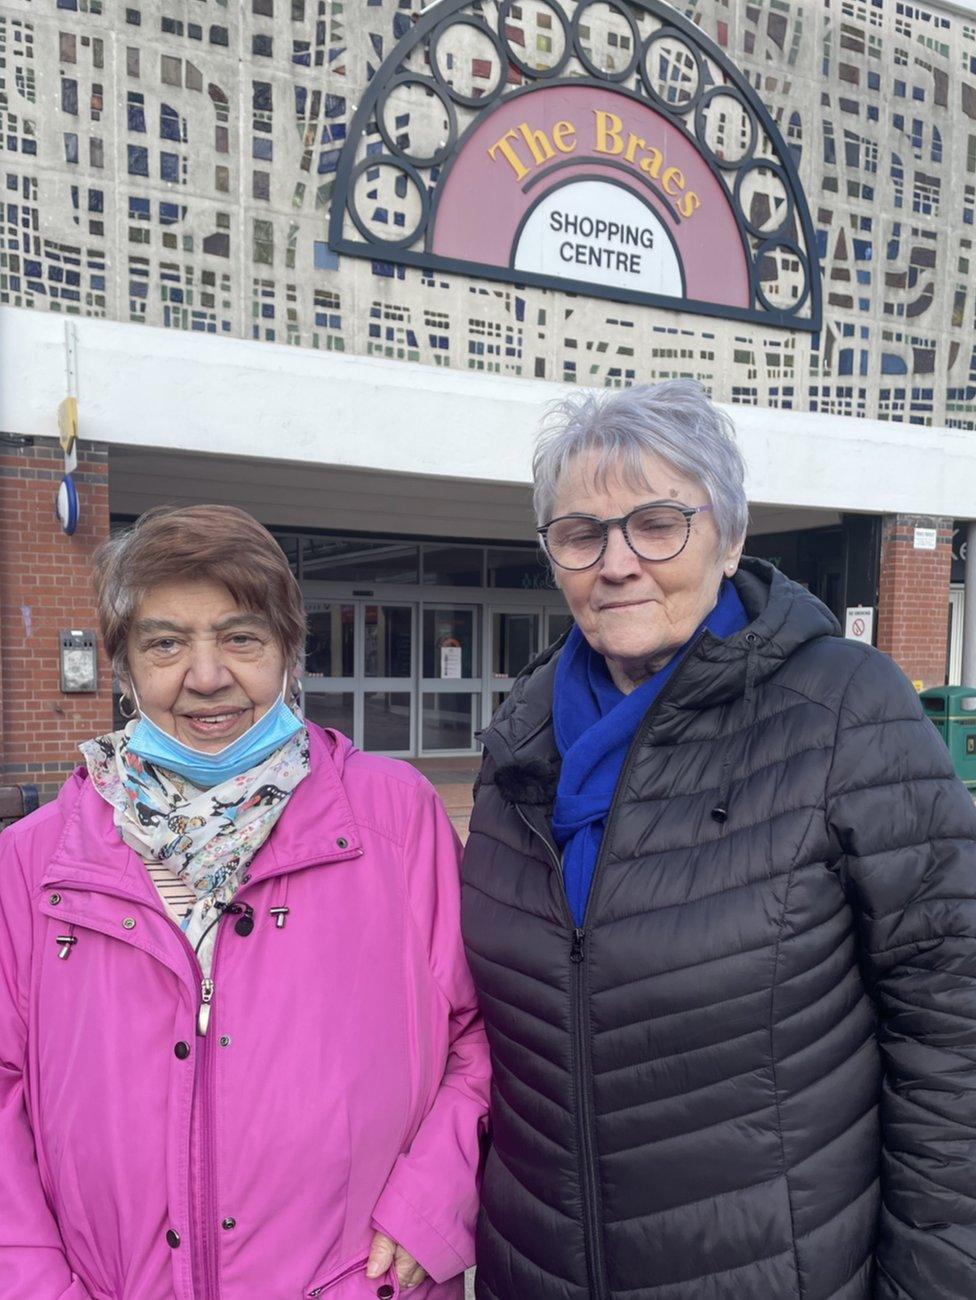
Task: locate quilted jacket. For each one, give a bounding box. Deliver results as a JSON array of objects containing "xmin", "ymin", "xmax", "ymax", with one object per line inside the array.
[{"xmin": 461, "ymin": 557, "xmax": 976, "ymax": 1300}]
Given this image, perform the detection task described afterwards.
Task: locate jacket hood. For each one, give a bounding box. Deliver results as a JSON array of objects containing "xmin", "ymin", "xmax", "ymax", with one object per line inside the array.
[
  {"xmin": 685, "ymin": 556, "xmax": 840, "ymax": 708},
  {"xmin": 486, "ymin": 557, "xmax": 840, "ymax": 763}
]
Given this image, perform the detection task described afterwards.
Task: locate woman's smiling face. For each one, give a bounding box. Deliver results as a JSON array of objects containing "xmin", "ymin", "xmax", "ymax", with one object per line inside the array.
[
  {"xmin": 125, "ymin": 579, "xmax": 288, "ymax": 751},
  {"xmin": 549, "ymin": 450, "xmax": 744, "ymax": 692}
]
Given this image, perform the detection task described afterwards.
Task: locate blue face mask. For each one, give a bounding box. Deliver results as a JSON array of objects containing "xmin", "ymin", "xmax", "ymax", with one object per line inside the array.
[{"xmin": 126, "ymin": 675, "xmax": 303, "ymax": 789}]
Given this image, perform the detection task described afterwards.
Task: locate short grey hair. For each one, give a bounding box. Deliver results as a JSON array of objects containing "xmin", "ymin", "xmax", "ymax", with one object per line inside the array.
[{"xmin": 532, "ymin": 379, "xmax": 748, "ymax": 553}]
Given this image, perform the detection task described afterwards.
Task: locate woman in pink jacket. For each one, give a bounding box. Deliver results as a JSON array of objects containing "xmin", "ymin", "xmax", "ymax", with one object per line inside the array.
[{"xmin": 0, "ymin": 505, "xmax": 489, "ymax": 1300}]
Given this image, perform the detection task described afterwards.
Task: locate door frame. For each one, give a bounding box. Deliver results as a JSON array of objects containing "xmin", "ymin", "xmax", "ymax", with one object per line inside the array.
[
  {"xmin": 484, "ymin": 604, "xmax": 544, "ymax": 720},
  {"xmin": 418, "ymin": 601, "xmax": 483, "ymax": 758},
  {"xmin": 302, "ymin": 598, "xmax": 416, "ymax": 756},
  {"xmin": 948, "ymin": 585, "xmax": 964, "ymax": 686},
  {"xmin": 301, "ymin": 581, "xmax": 570, "ymax": 756}
]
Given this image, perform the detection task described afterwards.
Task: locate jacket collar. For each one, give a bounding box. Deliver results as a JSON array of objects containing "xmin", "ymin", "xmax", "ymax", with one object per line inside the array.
[
  {"xmin": 484, "ymin": 557, "xmax": 839, "ymax": 771},
  {"xmin": 43, "ymin": 723, "xmax": 363, "ymax": 894}
]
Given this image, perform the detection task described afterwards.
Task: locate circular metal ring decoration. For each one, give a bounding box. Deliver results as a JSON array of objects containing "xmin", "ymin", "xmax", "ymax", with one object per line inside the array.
[
  {"xmin": 640, "ymin": 27, "xmax": 706, "ymax": 117},
  {"xmin": 752, "ymin": 236, "xmax": 812, "ymax": 317},
  {"xmin": 375, "ymin": 74, "xmax": 459, "ymax": 170},
  {"xmin": 734, "ymin": 157, "xmax": 795, "ymax": 242},
  {"xmin": 429, "ymin": 14, "xmax": 508, "ymax": 110},
  {"xmin": 347, "ymin": 154, "xmax": 430, "ymax": 251},
  {"xmin": 571, "ymin": 0, "xmax": 641, "ymax": 84},
  {"xmin": 694, "ymin": 84, "xmax": 758, "ymax": 172},
  {"xmin": 499, "ymin": 0, "xmax": 573, "ymax": 81}
]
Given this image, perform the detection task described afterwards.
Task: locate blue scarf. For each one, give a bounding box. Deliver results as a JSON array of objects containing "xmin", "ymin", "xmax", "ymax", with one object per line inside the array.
[{"xmin": 552, "ymin": 580, "xmax": 750, "ymax": 926}]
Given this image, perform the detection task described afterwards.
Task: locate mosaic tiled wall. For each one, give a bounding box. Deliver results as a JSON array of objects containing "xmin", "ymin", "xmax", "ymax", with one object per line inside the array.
[{"xmin": 1, "ymin": 0, "xmax": 975, "ymax": 428}]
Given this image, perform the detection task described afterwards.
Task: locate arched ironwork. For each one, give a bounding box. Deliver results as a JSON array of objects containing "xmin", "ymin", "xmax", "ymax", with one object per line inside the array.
[{"xmin": 329, "ymin": 0, "xmax": 822, "ymax": 332}]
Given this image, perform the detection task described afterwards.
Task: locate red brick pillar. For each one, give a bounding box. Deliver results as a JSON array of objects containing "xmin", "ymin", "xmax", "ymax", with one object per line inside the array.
[
  {"xmin": 876, "ymin": 513, "xmax": 952, "ymax": 690},
  {"xmin": 0, "ymin": 437, "xmax": 113, "ymax": 804}
]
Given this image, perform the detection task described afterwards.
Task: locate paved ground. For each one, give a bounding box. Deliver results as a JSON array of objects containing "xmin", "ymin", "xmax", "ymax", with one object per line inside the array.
[{"xmin": 407, "ymin": 756, "xmax": 480, "ymax": 842}]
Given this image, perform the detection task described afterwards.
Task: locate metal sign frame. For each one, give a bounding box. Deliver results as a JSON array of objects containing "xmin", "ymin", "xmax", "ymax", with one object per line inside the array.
[{"xmin": 329, "ymin": 0, "xmax": 822, "ymax": 332}]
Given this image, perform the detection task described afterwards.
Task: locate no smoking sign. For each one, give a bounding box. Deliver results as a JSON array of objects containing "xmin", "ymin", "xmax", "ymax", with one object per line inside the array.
[{"xmin": 845, "ymin": 606, "xmax": 874, "ymax": 645}]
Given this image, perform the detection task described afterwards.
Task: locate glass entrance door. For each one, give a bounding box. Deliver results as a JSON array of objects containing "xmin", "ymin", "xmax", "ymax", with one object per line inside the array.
[
  {"xmin": 362, "ymin": 603, "xmax": 414, "ymax": 753},
  {"xmin": 303, "ymin": 600, "xmax": 415, "ymax": 754},
  {"xmin": 303, "ymin": 600, "xmax": 355, "ymax": 738},
  {"xmin": 489, "ymin": 607, "xmax": 540, "ymax": 714},
  {"xmin": 301, "ymin": 595, "xmax": 571, "ymax": 755},
  {"xmin": 420, "ymin": 604, "xmax": 481, "ymax": 753}
]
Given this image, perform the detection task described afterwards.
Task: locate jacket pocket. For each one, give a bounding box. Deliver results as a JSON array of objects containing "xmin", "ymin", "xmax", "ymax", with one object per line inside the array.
[{"xmin": 305, "ymin": 1253, "xmax": 400, "ymax": 1299}]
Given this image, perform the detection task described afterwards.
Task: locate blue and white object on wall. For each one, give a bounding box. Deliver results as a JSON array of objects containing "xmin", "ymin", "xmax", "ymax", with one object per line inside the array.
[{"xmin": 55, "ymin": 473, "xmax": 79, "ymax": 536}]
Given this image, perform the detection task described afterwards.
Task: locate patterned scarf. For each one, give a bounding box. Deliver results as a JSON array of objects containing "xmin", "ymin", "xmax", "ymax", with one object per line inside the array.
[{"xmin": 81, "ymin": 720, "xmax": 310, "ymax": 968}]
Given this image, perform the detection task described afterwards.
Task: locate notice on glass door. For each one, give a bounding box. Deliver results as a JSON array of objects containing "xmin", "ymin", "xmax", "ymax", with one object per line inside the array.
[{"xmin": 440, "ymin": 644, "xmax": 462, "ymax": 679}]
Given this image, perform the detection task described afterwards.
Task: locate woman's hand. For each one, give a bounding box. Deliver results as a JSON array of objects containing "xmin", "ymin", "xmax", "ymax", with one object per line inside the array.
[{"xmin": 366, "ymin": 1229, "xmax": 428, "ymax": 1289}]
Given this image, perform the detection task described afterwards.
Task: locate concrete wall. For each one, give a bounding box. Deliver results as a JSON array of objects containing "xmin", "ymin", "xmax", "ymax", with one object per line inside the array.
[{"xmin": 2, "ymin": 0, "xmax": 976, "ymax": 427}]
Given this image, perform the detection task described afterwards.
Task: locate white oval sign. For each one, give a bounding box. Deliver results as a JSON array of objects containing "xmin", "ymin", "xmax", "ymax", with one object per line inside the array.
[{"xmin": 513, "ymin": 179, "xmax": 683, "ymax": 296}]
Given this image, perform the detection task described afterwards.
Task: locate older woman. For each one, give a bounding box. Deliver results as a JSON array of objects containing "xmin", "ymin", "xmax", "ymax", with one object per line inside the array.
[
  {"xmin": 0, "ymin": 505, "xmax": 489, "ymax": 1300},
  {"xmin": 462, "ymin": 380, "xmax": 976, "ymax": 1300}
]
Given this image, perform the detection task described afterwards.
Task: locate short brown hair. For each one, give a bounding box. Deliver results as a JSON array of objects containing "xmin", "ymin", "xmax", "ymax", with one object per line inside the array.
[{"xmin": 93, "ymin": 505, "xmax": 307, "ymax": 679}]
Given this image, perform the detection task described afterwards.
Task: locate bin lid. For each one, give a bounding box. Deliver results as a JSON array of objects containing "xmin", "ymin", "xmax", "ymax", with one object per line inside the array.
[{"xmin": 921, "ymin": 686, "xmax": 976, "ymax": 711}]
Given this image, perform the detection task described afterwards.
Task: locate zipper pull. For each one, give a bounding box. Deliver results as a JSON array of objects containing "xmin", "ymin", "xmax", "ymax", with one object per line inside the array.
[
  {"xmin": 56, "ymin": 935, "xmax": 77, "ymax": 960},
  {"xmin": 570, "ymin": 928, "xmax": 586, "ymax": 963},
  {"xmin": 197, "ymin": 977, "xmax": 214, "ymax": 1036}
]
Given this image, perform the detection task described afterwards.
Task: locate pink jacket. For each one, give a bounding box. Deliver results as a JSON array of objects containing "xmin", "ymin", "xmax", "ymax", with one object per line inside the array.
[{"xmin": 0, "ymin": 725, "xmax": 489, "ymax": 1300}]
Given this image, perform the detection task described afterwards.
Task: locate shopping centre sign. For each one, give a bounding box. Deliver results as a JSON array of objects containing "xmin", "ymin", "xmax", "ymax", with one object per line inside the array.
[{"xmin": 329, "ymin": 0, "xmax": 821, "ymax": 332}]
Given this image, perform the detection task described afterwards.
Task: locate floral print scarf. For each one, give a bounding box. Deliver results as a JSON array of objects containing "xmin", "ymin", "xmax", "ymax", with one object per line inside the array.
[{"xmin": 81, "ymin": 720, "xmax": 310, "ymax": 969}]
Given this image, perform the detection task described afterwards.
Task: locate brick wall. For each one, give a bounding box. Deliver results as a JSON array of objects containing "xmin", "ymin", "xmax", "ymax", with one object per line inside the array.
[
  {"xmin": 876, "ymin": 513, "xmax": 952, "ymax": 690},
  {"xmin": 0, "ymin": 437, "xmax": 113, "ymax": 803}
]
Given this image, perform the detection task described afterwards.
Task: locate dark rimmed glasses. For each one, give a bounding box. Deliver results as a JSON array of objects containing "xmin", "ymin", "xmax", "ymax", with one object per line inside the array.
[{"xmin": 538, "ymin": 501, "xmax": 713, "ymax": 571}]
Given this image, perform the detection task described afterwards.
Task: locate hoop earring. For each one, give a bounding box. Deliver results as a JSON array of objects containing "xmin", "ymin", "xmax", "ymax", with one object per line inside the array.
[{"xmin": 119, "ymin": 692, "xmax": 136, "ymax": 720}]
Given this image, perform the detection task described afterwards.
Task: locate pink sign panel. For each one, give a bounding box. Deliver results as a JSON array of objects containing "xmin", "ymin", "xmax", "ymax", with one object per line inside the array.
[{"xmin": 430, "ymin": 84, "xmax": 750, "ymax": 309}]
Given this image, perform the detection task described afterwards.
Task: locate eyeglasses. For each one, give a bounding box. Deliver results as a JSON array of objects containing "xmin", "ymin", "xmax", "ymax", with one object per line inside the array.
[{"xmin": 538, "ymin": 501, "xmax": 713, "ymax": 571}]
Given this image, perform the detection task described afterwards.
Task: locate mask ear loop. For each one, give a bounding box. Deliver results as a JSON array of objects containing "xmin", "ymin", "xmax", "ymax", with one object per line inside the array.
[
  {"xmin": 285, "ymin": 666, "xmax": 304, "ymax": 715},
  {"xmin": 127, "ymin": 682, "xmax": 144, "ymax": 718}
]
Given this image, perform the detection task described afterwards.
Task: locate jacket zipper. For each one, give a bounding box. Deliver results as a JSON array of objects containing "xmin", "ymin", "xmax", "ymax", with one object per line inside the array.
[
  {"xmin": 307, "ymin": 1254, "xmax": 371, "ymax": 1296},
  {"xmin": 511, "ymin": 631, "xmax": 707, "ymax": 1300},
  {"xmin": 570, "ymin": 926, "xmax": 607, "ymax": 1300},
  {"xmin": 197, "ymin": 978, "xmax": 214, "ymax": 1036},
  {"xmin": 191, "ymin": 948, "xmax": 222, "ymax": 1300}
]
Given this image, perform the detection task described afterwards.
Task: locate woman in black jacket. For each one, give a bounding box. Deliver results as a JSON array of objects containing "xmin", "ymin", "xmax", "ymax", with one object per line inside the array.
[{"xmin": 461, "ymin": 379, "xmax": 976, "ymax": 1300}]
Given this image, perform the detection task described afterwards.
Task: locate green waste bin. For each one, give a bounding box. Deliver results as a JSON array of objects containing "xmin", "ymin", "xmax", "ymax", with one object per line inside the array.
[{"xmin": 920, "ymin": 686, "xmax": 976, "ymax": 789}]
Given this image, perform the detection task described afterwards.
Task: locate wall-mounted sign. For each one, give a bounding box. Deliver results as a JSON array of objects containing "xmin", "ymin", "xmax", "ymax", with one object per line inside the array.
[
  {"xmin": 914, "ymin": 527, "xmax": 937, "ymax": 551},
  {"xmin": 59, "ymin": 629, "xmax": 97, "ymax": 692},
  {"xmin": 952, "ymin": 521, "xmax": 969, "ymax": 583},
  {"xmin": 57, "ymin": 396, "xmax": 78, "ymax": 455},
  {"xmin": 55, "ymin": 473, "xmax": 79, "ymax": 536},
  {"xmin": 329, "ymin": 0, "xmax": 821, "ymax": 332},
  {"xmin": 844, "ymin": 606, "xmax": 874, "ymax": 645}
]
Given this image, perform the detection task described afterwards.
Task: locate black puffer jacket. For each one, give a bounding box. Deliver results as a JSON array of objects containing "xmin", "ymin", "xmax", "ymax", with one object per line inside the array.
[{"xmin": 461, "ymin": 558, "xmax": 976, "ymax": 1300}]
